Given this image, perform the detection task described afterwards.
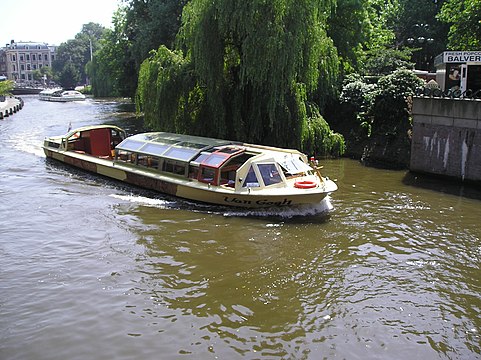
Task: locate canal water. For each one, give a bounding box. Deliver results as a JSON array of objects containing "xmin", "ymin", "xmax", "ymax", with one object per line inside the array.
[{"xmin": 1, "ymin": 95, "xmax": 480, "ymax": 360}]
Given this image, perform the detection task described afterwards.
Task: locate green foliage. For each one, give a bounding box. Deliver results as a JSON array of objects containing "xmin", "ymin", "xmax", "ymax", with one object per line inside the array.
[
  {"xmin": 370, "ymin": 68, "xmax": 423, "ymax": 132},
  {"xmin": 363, "ymin": 47, "xmax": 414, "ymax": 75},
  {"xmin": 89, "ymin": 1, "xmax": 186, "ymax": 98},
  {"xmin": 302, "ymin": 104, "xmax": 346, "ymax": 157},
  {"xmin": 89, "ymin": 8, "xmax": 136, "ymax": 97},
  {"xmin": 0, "ymin": 79, "xmax": 14, "ymax": 95},
  {"xmin": 54, "ymin": 23, "xmax": 107, "ymax": 86},
  {"xmin": 31, "ymin": 66, "xmax": 54, "ymax": 83},
  {"xmin": 138, "ymin": 0, "xmax": 343, "ymax": 155},
  {"xmin": 136, "ymin": 46, "xmax": 196, "ymax": 133},
  {"xmin": 438, "ymin": 0, "xmax": 481, "ymax": 50},
  {"xmin": 336, "ymin": 69, "xmax": 422, "ymax": 153},
  {"xmin": 58, "ymin": 61, "xmax": 81, "ymax": 89},
  {"xmin": 340, "ymin": 73, "xmax": 376, "ymax": 112},
  {"xmin": 328, "ymin": 0, "xmax": 371, "ymax": 72},
  {"xmin": 126, "ymin": 0, "xmax": 187, "ymax": 61}
]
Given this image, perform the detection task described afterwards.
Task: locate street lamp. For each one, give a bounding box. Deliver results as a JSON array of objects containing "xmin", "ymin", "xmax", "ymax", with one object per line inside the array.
[{"xmin": 405, "ymin": 24, "xmax": 435, "ymax": 71}]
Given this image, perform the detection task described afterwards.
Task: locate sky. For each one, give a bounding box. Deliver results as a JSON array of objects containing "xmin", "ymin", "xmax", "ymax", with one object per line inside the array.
[{"xmin": 1, "ymin": 0, "xmax": 121, "ymax": 47}]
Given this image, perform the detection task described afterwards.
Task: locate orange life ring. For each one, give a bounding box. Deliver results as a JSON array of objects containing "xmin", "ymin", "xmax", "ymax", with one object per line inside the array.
[{"xmin": 294, "ymin": 180, "xmax": 317, "ymax": 189}]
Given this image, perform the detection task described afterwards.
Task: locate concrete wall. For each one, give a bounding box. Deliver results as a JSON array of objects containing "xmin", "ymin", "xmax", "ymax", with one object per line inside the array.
[
  {"xmin": 410, "ymin": 97, "xmax": 481, "ymax": 182},
  {"xmin": 0, "ymin": 96, "xmax": 23, "ymax": 119}
]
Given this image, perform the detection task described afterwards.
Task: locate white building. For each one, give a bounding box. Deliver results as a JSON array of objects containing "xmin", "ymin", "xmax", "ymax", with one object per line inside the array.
[{"xmin": 3, "ymin": 40, "xmax": 57, "ymax": 82}]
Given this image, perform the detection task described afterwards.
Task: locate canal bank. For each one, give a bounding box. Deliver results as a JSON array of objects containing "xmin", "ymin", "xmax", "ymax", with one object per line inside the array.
[{"xmin": 0, "ymin": 95, "xmax": 23, "ymax": 119}]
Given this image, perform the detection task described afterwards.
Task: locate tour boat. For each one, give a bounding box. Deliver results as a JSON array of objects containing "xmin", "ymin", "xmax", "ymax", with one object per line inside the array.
[
  {"xmin": 39, "ymin": 88, "xmax": 86, "ymax": 102},
  {"xmin": 42, "ymin": 125, "xmax": 337, "ymax": 208}
]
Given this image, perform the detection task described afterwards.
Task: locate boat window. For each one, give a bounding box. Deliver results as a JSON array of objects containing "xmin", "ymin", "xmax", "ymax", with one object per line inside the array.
[
  {"xmin": 242, "ymin": 165, "xmax": 260, "ymax": 187},
  {"xmin": 191, "ymin": 152, "xmax": 210, "ymax": 164},
  {"xmin": 188, "ymin": 165, "xmax": 199, "ymax": 179},
  {"xmin": 163, "ymin": 146, "xmax": 198, "ymax": 161},
  {"xmin": 278, "ymin": 156, "xmax": 312, "ymax": 175},
  {"xmin": 117, "ymin": 139, "xmax": 144, "ymax": 152},
  {"xmin": 199, "ymin": 167, "xmax": 216, "ymax": 184},
  {"xmin": 177, "ymin": 141, "xmax": 210, "ymax": 150},
  {"xmin": 220, "ymin": 169, "xmax": 236, "ymax": 187},
  {"xmin": 162, "ymin": 160, "xmax": 187, "ymax": 176},
  {"xmin": 203, "ymin": 154, "xmax": 227, "ymax": 167},
  {"xmin": 216, "ymin": 146, "xmax": 240, "ymax": 154},
  {"xmin": 258, "ymin": 163, "xmax": 283, "ymax": 186},
  {"xmin": 141, "ymin": 142, "xmax": 170, "ymax": 156},
  {"xmin": 137, "ymin": 154, "xmax": 160, "ymax": 169}
]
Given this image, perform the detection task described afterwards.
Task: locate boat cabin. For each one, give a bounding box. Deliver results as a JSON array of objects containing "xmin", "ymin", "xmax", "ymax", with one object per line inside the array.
[
  {"xmin": 115, "ymin": 132, "xmax": 253, "ymax": 187},
  {"xmin": 46, "ymin": 125, "xmax": 126, "ymax": 157},
  {"xmin": 114, "ymin": 132, "xmax": 312, "ymax": 190}
]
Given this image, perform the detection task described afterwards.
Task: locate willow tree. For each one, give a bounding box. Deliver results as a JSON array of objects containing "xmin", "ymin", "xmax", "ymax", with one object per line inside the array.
[{"xmin": 137, "ymin": 0, "xmax": 345, "ymax": 156}]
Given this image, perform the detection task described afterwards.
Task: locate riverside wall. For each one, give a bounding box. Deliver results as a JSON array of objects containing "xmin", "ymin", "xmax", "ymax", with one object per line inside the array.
[
  {"xmin": 0, "ymin": 96, "xmax": 23, "ymax": 119},
  {"xmin": 410, "ymin": 97, "xmax": 481, "ymax": 182}
]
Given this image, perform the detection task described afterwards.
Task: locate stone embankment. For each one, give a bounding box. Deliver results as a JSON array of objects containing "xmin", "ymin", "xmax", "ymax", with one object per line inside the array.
[
  {"xmin": 410, "ymin": 97, "xmax": 481, "ymax": 183},
  {"xmin": 0, "ymin": 96, "xmax": 24, "ymax": 119}
]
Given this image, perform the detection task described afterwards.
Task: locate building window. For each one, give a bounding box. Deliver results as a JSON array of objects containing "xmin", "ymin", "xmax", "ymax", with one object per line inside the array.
[
  {"xmin": 20, "ymin": 55, "xmax": 24, "ymax": 61},
  {"xmin": 12, "ymin": 65, "xmax": 16, "ymax": 71},
  {"xmin": 44, "ymin": 54, "xmax": 48, "ymax": 61},
  {"xmin": 20, "ymin": 64, "xmax": 25, "ymax": 70},
  {"xmin": 32, "ymin": 54, "xmax": 36, "ymax": 61},
  {"xmin": 33, "ymin": 64, "xmax": 37, "ymax": 70},
  {"xmin": 26, "ymin": 54, "xmax": 30, "ymax": 61},
  {"xmin": 27, "ymin": 64, "xmax": 31, "ymax": 70}
]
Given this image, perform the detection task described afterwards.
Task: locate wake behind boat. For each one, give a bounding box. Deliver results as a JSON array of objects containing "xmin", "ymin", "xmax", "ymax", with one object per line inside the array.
[
  {"xmin": 42, "ymin": 125, "xmax": 338, "ymax": 208},
  {"xmin": 39, "ymin": 88, "xmax": 86, "ymax": 102}
]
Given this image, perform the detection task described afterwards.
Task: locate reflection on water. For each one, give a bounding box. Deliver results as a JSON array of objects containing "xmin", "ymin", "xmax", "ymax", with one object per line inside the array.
[{"xmin": 0, "ymin": 96, "xmax": 480, "ymax": 360}]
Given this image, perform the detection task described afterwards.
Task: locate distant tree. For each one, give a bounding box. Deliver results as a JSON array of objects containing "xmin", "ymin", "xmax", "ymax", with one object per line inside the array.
[
  {"xmin": 125, "ymin": 0, "xmax": 187, "ymax": 60},
  {"xmin": 89, "ymin": 1, "xmax": 186, "ymax": 98},
  {"xmin": 54, "ymin": 23, "xmax": 108, "ymax": 85},
  {"xmin": 58, "ymin": 61, "xmax": 80, "ymax": 89},
  {"xmin": 438, "ymin": 0, "xmax": 481, "ymax": 50},
  {"xmin": 393, "ymin": 0, "xmax": 449, "ymax": 70},
  {"xmin": 31, "ymin": 66, "xmax": 53, "ymax": 84},
  {"xmin": 89, "ymin": 8, "xmax": 134, "ymax": 97},
  {"xmin": 31, "ymin": 69, "xmax": 43, "ymax": 82}
]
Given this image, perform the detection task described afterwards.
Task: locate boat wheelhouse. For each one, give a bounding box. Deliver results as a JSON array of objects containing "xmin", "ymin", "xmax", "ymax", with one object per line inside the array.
[{"xmin": 43, "ymin": 125, "xmax": 337, "ymax": 208}]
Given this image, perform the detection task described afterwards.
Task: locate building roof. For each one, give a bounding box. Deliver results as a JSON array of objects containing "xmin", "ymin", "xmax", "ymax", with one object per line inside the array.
[{"xmin": 5, "ymin": 42, "xmax": 51, "ymax": 50}]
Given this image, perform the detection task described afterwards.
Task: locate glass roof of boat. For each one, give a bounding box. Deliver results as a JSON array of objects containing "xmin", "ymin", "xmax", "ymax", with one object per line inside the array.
[{"xmin": 116, "ymin": 132, "xmax": 239, "ymax": 162}]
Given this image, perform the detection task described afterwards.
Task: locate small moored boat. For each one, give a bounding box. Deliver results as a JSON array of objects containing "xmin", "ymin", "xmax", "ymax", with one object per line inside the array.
[
  {"xmin": 39, "ymin": 88, "xmax": 86, "ymax": 102},
  {"xmin": 42, "ymin": 125, "xmax": 337, "ymax": 208}
]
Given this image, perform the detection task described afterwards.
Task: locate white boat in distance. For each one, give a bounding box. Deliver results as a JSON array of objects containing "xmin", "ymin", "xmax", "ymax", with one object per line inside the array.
[
  {"xmin": 39, "ymin": 88, "xmax": 86, "ymax": 102},
  {"xmin": 42, "ymin": 125, "xmax": 338, "ymax": 208}
]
